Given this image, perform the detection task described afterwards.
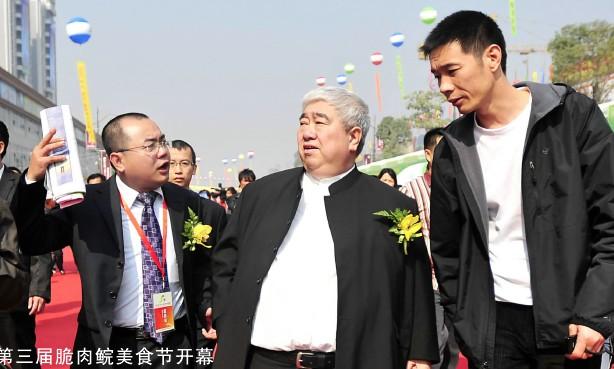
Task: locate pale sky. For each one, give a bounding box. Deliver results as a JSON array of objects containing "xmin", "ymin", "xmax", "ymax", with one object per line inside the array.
[{"xmin": 55, "ymin": 0, "xmax": 614, "ymax": 186}]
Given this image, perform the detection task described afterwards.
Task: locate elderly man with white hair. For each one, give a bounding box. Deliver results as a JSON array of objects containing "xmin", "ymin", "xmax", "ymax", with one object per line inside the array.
[{"xmin": 212, "ymin": 87, "xmax": 439, "ymax": 369}]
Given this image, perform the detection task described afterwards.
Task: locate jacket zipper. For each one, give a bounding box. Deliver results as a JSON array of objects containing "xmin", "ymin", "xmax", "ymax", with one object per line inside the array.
[{"xmin": 522, "ymin": 116, "xmax": 545, "ymax": 349}]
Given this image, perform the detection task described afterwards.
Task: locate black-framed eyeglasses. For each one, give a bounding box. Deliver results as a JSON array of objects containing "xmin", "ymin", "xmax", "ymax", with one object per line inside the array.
[
  {"xmin": 170, "ymin": 160, "xmax": 194, "ymax": 169},
  {"xmin": 116, "ymin": 139, "xmax": 170, "ymax": 154}
]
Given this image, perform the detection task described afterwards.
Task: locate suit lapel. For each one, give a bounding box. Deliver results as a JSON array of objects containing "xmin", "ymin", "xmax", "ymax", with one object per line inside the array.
[
  {"xmin": 94, "ymin": 176, "xmax": 124, "ymax": 251},
  {"xmin": 0, "ymin": 170, "xmax": 18, "ymax": 201},
  {"xmin": 162, "ymin": 184, "xmax": 185, "ymax": 271}
]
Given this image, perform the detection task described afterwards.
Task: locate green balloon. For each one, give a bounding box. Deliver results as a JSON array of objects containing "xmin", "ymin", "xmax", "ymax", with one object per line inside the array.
[
  {"xmin": 420, "ymin": 6, "xmax": 437, "ymax": 25},
  {"xmin": 344, "ymin": 63, "xmax": 355, "ymax": 75}
]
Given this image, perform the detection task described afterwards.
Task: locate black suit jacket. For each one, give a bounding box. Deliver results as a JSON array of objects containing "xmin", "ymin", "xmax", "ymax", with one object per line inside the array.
[
  {"xmin": 0, "ymin": 169, "xmax": 51, "ymax": 310},
  {"xmin": 0, "ymin": 198, "xmax": 27, "ymax": 311},
  {"xmin": 212, "ymin": 167, "xmax": 439, "ymax": 369},
  {"xmin": 12, "ymin": 175, "xmax": 226, "ymax": 360}
]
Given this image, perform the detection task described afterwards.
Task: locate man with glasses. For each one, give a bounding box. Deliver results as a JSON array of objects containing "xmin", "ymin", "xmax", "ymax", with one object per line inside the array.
[
  {"xmin": 169, "ymin": 140, "xmax": 197, "ymax": 189},
  {"xmin": 12, "ymin": 113, "xmax": 227, "ymax": 368}
]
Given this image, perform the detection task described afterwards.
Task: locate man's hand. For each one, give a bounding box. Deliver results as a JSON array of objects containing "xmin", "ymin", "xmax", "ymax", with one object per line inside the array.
[
  {"xmin": 407, "ymin": 360, "xmax": 431, "ymax": 369},
  {"xmin": 26, "ymin": 128, "xmax": 66, "ymax": 182},
  {"xmin": 202, "ymin": 307, "xmax": 217, "ymax": 340},
  {"xmin": 566, "ymin": 324, "xmax": 605, "ymax": 360},
  {"xmin": 28, "ymin": 296, "xmax": 46, "ymax": 315}
]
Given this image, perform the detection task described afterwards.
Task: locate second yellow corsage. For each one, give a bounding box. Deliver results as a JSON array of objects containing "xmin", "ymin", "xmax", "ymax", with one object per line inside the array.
[
  {"xmin": 182, "ymin": 207, "xmax": 212, "ymax": 251},
  {"xmin": 374, "ymin": 208, "xmax": 423, "ymax": 255}
]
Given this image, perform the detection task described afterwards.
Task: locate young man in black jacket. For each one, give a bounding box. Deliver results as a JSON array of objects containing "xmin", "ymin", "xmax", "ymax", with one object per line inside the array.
[
  {"xmin": 425, "ymin": 10, "xmax": 613, "ymax": 369},
  {"xmin": 0, "ymin": 121, "xmax": 52, "ymax": 369}
]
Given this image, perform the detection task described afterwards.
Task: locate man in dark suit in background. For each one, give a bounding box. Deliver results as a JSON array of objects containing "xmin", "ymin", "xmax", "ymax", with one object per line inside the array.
[
  {"xmin": 169, "ymin": 139, "xmax": 224, "ymax": 366},
  {"xmin": 0, "ymin": 120, "xmax": 52, "ymax": 369},
  {"xmin": 212, "ymin": 87, "xmax": 438, "ymax": 369},
  {"xmin": 12, "ymin": 113, "xmax": 226, "ymax": 368}
]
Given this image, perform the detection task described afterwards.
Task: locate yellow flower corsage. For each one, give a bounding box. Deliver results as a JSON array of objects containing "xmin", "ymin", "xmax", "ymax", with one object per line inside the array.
[
  {"xmin": 182, "ymin": 207, "xmax": 212, "ymax": 251},
  {"xmin": 374, "ymin": 208, "xmax": 423, "ymax": 255}
]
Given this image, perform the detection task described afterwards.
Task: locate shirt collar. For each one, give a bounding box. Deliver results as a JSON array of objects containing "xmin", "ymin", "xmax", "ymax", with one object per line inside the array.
[
  {"xmin": 473, "ymin": 87, "xmax": 532, "ymax": 131},
  {"xmin": 115, "ymin": 176, "xmax": 164, "ymax": 207},
  {"xmin": 302, "ymin": 166, "xmax": 355, "ymax": 196},
  {"xmin": 0, "ymin": 164, "xmax": 4, "ymax": 181}
]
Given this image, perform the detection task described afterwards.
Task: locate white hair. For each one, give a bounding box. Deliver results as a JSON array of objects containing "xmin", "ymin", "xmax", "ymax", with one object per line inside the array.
[{"xmin": 302, "ymin": 86, "xmax": 370, "ymax": 154}]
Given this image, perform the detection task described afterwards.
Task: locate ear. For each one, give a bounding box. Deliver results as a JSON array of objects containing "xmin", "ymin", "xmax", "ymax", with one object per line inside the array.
[
  {"xmin": 109, "ymin": 152, "xmax": 126, "ymax": 174},
  {"xmin": 348, "ymin": 127, "xmax": 363, "ymax": 152},
  {"xmin": 0, "ymin": 142, "xmax": 5, "ymax": 158},
  {"xmin": 483, "ymin": 44, "xmax": 502, "ymax": 72},
  {"xmin": 424, "ymin": 147, "xmax": 433, "ymax": 161}
]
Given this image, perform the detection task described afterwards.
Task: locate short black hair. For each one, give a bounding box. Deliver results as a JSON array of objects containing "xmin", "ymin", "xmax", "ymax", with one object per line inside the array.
[
  {"xmin": 226, "ymin": 186, "xmax": 237, "ymax": 196},
  {"xmin": 424, "ymin": 128, "xmax": 444, "ymax": 150},
  {"xmin": 377, "ymin": 168, "xmax": 397, "ymax": 187},
  {"xmin": 238, "ymin": 168, "xmax": 256, "ymax": 183},
  {"xmin": 86, "ymin": 173, "xmax": 106, "ymax": 183},
  {"xmin": 421, "ymin": 10, "xmax": 507, "ymax": 74},
  {"xmin": 101, "ymin": 113, "xmax": 149, "ymax": 155},
  {"xmin": 0, "ymin": 120, "xmax": 9, "ymax": 158},
  {"xmin": 171, "ymin": 140, "xmax": 196, "ymax": 164}
]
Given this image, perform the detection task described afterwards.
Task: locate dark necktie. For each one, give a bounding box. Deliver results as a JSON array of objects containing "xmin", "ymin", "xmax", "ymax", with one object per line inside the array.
[{"xmin": 137, "ymin": 192, "xmax": 169, "ymax": 344}]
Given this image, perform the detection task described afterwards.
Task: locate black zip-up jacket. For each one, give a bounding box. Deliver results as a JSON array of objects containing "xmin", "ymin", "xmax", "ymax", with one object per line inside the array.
[{"xmin": 430, "ymin": 82, "xmax": 614, "ymax": 369}]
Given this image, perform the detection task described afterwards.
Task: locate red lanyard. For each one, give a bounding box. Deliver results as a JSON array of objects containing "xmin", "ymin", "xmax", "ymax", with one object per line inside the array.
[{"xmin": 119, "ymin": 194, "xmax": 168, "ymax": 281}]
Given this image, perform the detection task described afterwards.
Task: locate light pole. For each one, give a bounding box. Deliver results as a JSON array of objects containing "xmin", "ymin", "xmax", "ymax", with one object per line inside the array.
[
  {"xmin": 96, "ymin": 107, "xmax": 116, "ymax": 133},
  {"xmin": 195, "ymin": 157, "xmax": 201, "ymax": 185},
  {"xmin": 371, "ymin": 114, "xmax": 378, "ymax": 163}
]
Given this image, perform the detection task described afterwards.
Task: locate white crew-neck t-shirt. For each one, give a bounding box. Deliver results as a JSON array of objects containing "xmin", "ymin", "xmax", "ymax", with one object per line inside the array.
[{"xmin": 474, "ymin": 91, "xmax": 533, "ymax": 305}]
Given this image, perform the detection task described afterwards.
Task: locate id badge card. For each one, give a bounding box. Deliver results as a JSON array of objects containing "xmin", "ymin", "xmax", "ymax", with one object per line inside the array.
[{"xmin": 153, "ymin": 292, "xmax": 175, "ymax": 333}]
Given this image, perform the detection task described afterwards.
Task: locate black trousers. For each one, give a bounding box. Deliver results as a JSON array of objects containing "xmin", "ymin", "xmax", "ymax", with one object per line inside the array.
[
  {"xmin": 470, "ymin": 302, "xmax": 602, "ymax": 369},
  {"xmin": 109, "ymin": 317, "xmax": 192, "ymax": 369},
  {"xmin": 0, "ymin": 311, "xmax": 39, "ymax": 369}
]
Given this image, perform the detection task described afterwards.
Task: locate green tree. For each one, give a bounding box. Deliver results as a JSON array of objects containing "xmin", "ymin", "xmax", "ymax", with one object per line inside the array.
[
  {"xmin": 405, "ymin": 90, "xmax": 448, "ymax": 128},
  {"xmin": 548, "ymin": 21, "xmax": 614, "ymax": 103},
  {"xmin": 376, "ymin": 116, "xmax": 412, "ymax": 159}
]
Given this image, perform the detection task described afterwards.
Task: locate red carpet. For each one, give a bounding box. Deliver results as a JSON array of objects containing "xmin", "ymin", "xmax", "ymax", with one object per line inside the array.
[
  {"xmin": 33, "ymin": 248, "xmax": 469, "ymax": 369},
  {"xmin": 36, "ymin": 248, "xmax": 81, "ymax": 369}
]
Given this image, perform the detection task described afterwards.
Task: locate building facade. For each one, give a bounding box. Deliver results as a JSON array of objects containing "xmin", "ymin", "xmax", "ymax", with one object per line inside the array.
[
  {"xmin": 28, "ymin": 0, "xmax": 56, "ymax": 102},
  {"xmin": 0, "ymin": 67, "xmax": 99, "ymax": 175},
  {"xmin": 0, "ymin": 0, "xmax": 100, "ymax": 176},
  {"xmin": 1, "ymin": 0, "xmax": 56, "ymax": 101}
]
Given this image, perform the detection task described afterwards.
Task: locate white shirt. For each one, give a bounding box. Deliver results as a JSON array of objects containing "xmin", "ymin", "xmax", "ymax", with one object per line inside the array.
[
  {"xmin": 474, "ymin": 91, "xmax": 533, "ymax": 305},
  {"xmin": 250, "ymin": 167, "xmax": 353, "ymax": 352},
  {"xmin": 113, "ymin": 176, "xmax": 185, "ymax": 327},
  {"xmin": 0, "ymin": 164, "xmax": 5, "ymax": 181}
]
